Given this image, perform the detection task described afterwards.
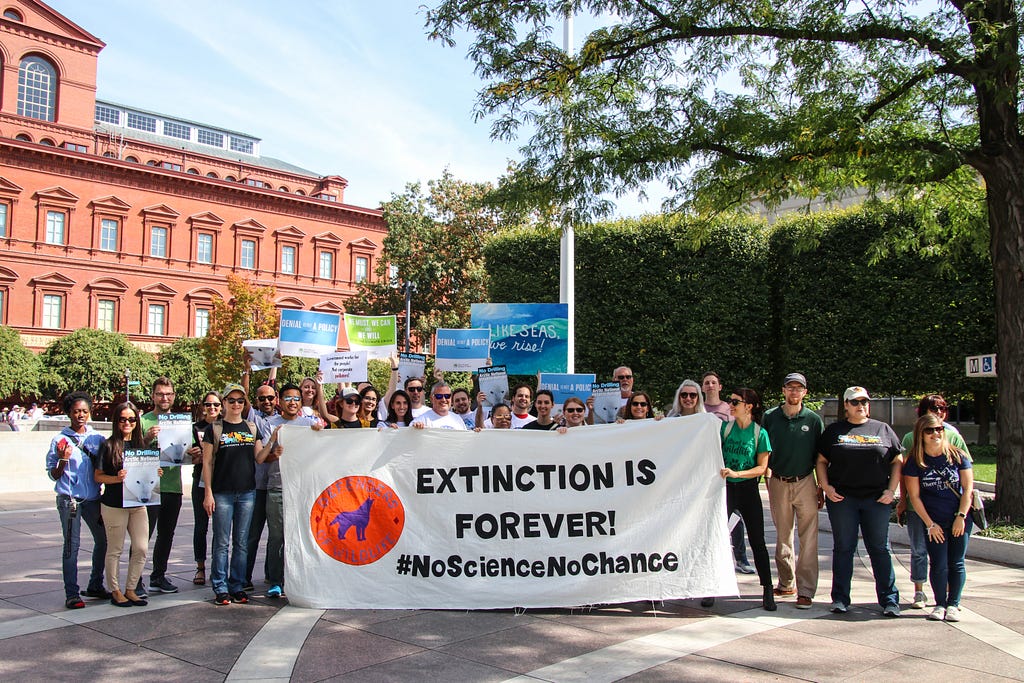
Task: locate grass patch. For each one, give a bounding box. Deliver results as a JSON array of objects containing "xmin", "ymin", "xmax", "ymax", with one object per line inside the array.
[
  {"xmin": 967, "ymin": 444, "xmax": 996, "ymax": 483},
  {"xmin": 978, "ymin": 523, "xmax": 1024, "ymax": 543}
]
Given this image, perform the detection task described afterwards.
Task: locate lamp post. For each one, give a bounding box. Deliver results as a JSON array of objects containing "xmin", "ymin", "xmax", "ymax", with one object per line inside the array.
[
  {"xmin": 403, "ymin": 281, "xmax": 417, "ymax": 352},
  {"xmin": 560, "ymin": 13, "xmax": 575, "ymax": 373}
]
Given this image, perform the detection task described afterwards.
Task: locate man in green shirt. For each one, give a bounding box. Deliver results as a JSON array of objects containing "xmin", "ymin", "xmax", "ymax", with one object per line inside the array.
[
  {"xmin": 762, "ymin": 372, "xmax": 824, "ymax": 609},
  {"xmin": 140, "ymin": 376, "xmax": 182, "ymax": 595}
]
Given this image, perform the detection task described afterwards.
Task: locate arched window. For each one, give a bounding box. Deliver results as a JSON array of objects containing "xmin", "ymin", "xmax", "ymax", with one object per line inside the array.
[
  {"xmin": 187, "ymin": 168, "xmax": 200, "ymax": 175},
  {"xmin": 4, "ymin": 8, "xmax": 23, "ymax": 21},
  {"xmin": 206, "ymin": 171, "xmax": 219, "ymax": 179},
  {"xmin": 225, "ymin": 175, "xmax": 236, "ymax": 182},
  {"xmin": 18, "ymin": 55, "xmax": 58, "ymax": 121},
  {"xmin": 15, "ymin": 133, "xmax": 32, "ymax": 142},
  {"xmin": 39, "ymin": 138, "xmax": 55, "ymax": 146},
  {"xmin": 125, "ymin": 156, "xmax": 139, "ymax": 163},
  {"xmin": 278, "ymin": 186, "xmax": 289, "ymax": 192}
]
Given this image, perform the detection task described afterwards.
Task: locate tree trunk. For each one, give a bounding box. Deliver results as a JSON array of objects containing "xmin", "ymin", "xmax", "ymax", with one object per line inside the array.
[{"xmin": 973, "ymin": 390, "xmax": 991, "ymax": 447}]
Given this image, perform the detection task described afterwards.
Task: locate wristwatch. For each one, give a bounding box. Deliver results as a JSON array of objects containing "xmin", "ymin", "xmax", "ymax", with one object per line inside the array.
[{"xmin": 955, "ymin": 511, "xmax": 967, "ymax": 518}]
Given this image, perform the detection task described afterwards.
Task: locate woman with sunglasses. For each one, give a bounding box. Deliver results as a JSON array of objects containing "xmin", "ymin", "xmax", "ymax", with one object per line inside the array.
[
  {"xmin": 816, "ymin": 386, "xmax": 903, "ymax": 617},
  {"xmin": 187, "ymin": 391, "xmax": 221, "ymax": 586},
  {"xmin": 666, "ymin": 380, "xmax": 706, "ymax": 416},
  {"xmin": 557, "ymin": 397, "xmax": 588, "ymax": 432},
  {"xmin": 357, "ymin": 386, "xmax": 383, "ymax": 428},
  {"xmin": 903, "ymin": 413, "xmax": 974, "ymax": 622},
  {"xmin": 384, "ymin": 390, "xmax": 413, "ymax": 428},
  {"xmin": 488, "ymin": 403, "xmax": 513, "ymax": 429},
  {"xmin": 898, "ymin": 394, "xmax": 971, "ymax": 610},
  {"xmin": 617, "ymin": 391, "xmax": 656, "ymax": 422},
  {"xmin": 93, "ymin": 402, "xmax": 155, "ymax": 606},
  {"xmin": 716, "ymin": 388, "xmax": 776, "ymax": 611},
  {"xmin": 332, "ymin": 388, "xmax": 364, "ymax": 428}
]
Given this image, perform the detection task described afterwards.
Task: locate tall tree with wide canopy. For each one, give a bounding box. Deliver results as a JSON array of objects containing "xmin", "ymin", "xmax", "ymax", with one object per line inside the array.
[{"xmin": 426, "ymin": 0, "xmax": 1023, "ymax": 519}]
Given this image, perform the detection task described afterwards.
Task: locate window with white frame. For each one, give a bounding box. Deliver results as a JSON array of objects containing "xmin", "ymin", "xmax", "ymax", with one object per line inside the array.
[
  {"xmin": 42, "ymin": 294, "xmax": 62, "ymax": 328},
  {"xmin": 150, "ymin": 226, "xmax": 168, "ymax": 257},
  {"xmin": 45, "ymin": 211, "xmax": 65, "ymax": 244},
  {"xmin": 281, "ymin": 245, "xmax": 296, "ymax": 274},
  {"xmin": 95, "ymin": 104, "xmax": 120, "ymax": 125},
  {"xmin": 163, "ymin": 121, "xmax": 191, "ymax": 140},
  {"xmin": 197, "ymin": 129, "xmax": 223, "ymax": 147},
  {"xmin": 97, "ymin": 299, "xmax": 115, "ymax": 332},
  {"xmin": 0, "ymin": 203, "xmax": 8, "ymax": 237},
  {"xmin": 127, "ymin": 112, "xmax": 157, "ymax": 132},
  {"xmin": 197, "ymin": 233, "xmax": 213, "ymax": 264},
  {"xmin": 195, "ymin": 308, "xmax": 210, "ymax": 337},
  {"xmin": 319, "ymin": 251, "xmax": 333, "ymax": 279},
  {"xmin": 18, "ymin": 56, "xmax": 57, "ymax": 121},
  {"xmin": 100, "ymin": 218, "xmax": 118, "ymax": 251},
  {"xmin": 240, "ymin": 239, "xmax": 256, "ymax": 269},
  {"xmin": 355, "ymin": 256, "xmax": 369, "ymax": 283},
  {"xmin": 230, "ymin": 137, "xmax": 254, "ymax": 154},
  {"xmin": 148, "ymin": 303, "xmax": 166, "ymax": 335}
]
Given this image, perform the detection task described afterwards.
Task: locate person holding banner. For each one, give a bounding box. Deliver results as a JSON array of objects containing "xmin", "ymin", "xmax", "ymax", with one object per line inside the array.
[
  {"xmin": 300, "ymin": 375, "xmax": 337, "ymax": 425},
  {"xmin": 522, "ymin": 390, "xmax": 559, "ymax": 430},
  {"xmin": 666, "ymin": 380, "xmax": 706, "ymax": 416},
  {"xmin": 357, "ymin": 386, "xmax": 384, "ymax": 428},
  {"xmin": 486, "ymin": 404, "xmax": 513, "ymax": 429},
  {"xmin": 94, "ymin": 402, "xmax": 156, "ymax": 607},
  {"xmin": 617, "ymin": 391, "xmax": 657, "ymax": 421},
  {"xmin": 718, "ymin": 388, "xmax": 777, "ymax": 611},
  {"xmin": 384, "ymin": 390, "xmax": 414, "ymax": 428},
  {"xmin": 332, "ymin": 388, "xmax": 364, "ymax": 429},
  {"xmin": 451, "ymin": 388, "xmax": 476, "ymax": 429},
  {"xmin": 413, "ymin": 383, "xmax": 467, "ymax": 430},
  {"xmin": 557, "ymin": 396, "xmax": 588, "ymax": 432}
]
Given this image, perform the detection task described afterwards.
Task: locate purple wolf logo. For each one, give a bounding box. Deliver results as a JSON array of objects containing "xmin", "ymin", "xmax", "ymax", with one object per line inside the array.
[{"xmin": 328, "ymin": 498, "xmax": 374, "ymax": 541}]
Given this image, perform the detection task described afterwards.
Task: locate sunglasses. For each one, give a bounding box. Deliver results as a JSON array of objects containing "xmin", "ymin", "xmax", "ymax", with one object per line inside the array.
[
  {"xmin": 281, "ymin": 396, "xmax": 302, "ymax": 403},
  {"xmin": 923, "ymin": 426, "xmax": 945, "ymax": 435},
  {"xmin": 631, "ymin": 401, "xmax": 649, "ymax": 408},
  {"xmin": 929, "ymin": 404, "xmax": 948, "ymax": 412},
  {"xmin": 117, "ymin": 416, "xmax": 137, "ymax": 424},
  {"xmin": 407, "ymin": 386, "xmax": 424, "ymax": 392},
  {"xmin": 727, "ymin": 398, "xmax": 745, "ymax": 406},
  {"xmin": 203, "ymin": 402, "xmax": 221, "ymax": 408},
  {"xmin": 434, "ymin": 393, "xmax": 452, "ymax": 400},
  {"xmin": 616, "ymin": 374, "xmax": 633, "ymax": 380},
  {"xmin": 564, "ymin": 407, "xmax": 585, "ymax": 413},
  {"xmin": 256, "ymin": 395, "xmax": 276, "ymax": 402},
  {"xmin": 680, "ymin": 392, "xmax": 699, "ymax": 399},
  {"xmin": 224, "ymin": 397, "xmax": 246, "ymax": 405},
  {"xmin": 344, "ymin": 397, "xmax": 362, "ymax": 405},
  {"xmin": 847, "ymin": 398, "xmax": 870, "ymax": 406}
]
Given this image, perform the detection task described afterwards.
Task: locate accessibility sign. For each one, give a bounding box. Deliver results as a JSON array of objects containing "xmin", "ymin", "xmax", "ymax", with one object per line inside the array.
[{"xmin": 965, "ymin": 354, "xmax": 997, "ymax": 378}]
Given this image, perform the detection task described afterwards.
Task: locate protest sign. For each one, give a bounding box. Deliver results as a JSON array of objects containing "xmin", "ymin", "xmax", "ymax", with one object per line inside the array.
[
  {"xmin": 397, "ymin": 352, "xmax": 426, "ymax": 388},
  {"xmin": 344, "ymin": 315, "xmax": 397, "ymax": 359},
  {"xmin": 157, "ymin": 413, "xmax": 192, "ymax": 467},
  {"xmin": 320, "ymin": 351, "xmax": 369, "ymax": 383},
  {"xmin": 478, "ymin": 365, "xmax": 509, "ymax": 407},
  {"xmin": 243, "ymin": 339, "xmax": 282, "ymax": 370},
  {"xmin": 279, "ymin": 310, "xmax": 341, "ymax": 358},
  {"xmin": 434, "ymin": 328, "xmax": 491, "ymax": 371},
  {"xmin": 123, "ymin": 448, "xmax": 160, "ymax": 507},
  {"xmin": 591, "ymin": 382, "xmax": 623, "ymax": 424},
  {"xmin": 279, "ymin": 414, "xmax": 736, "ymax": 609},
  {"xmin": 470, "ymin": 303, "xmax": 568, "ymax": 374},
  {"xmin": 538, "ymin": 373, "xmax": 597, "ymax": 406}
]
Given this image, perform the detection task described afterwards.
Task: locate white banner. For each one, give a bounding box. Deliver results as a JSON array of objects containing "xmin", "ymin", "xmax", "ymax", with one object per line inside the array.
[{"xmin": 279, "ymin": 413, "xmax": 737, "ymax": 609}]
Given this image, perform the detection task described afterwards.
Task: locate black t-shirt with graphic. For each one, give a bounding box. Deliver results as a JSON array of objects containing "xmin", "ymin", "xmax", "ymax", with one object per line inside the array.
[{"xmin": 203, "ymin": 420, "xmax": 256, "ymax": 493}]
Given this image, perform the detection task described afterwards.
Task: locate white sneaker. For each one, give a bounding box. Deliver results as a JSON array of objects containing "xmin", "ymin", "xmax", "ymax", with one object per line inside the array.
[
  {"xmin": 911, "ymin": 591, "xmax": 927, "ymax": 609},
  {"xmin": 927, "ymin": 606, "xmax": 946, "ymax": 621},
  {"xmin": 945, "ymin": 605, "xmax": 961, "ymax": 622}
]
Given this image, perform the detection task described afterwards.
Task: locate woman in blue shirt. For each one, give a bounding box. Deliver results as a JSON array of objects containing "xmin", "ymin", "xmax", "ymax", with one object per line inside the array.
[{"xmin": 904, "ymin": 412, "xmax": 974, "ymax": 623}]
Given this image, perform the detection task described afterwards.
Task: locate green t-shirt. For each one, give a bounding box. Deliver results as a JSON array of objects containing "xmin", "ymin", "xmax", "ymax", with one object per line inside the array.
[
  {"xmin": 720, "ymin": 420, "xmax": 772, "ymax": 483},
  {"xmin": 901, "ymin": 423, "xmax": 970, "ymax": 459},
  {"xmin": 142, "ymin": 411, "xmax": 182, "ymax": 495},
  {"xmin": 761, "ymin": 405, "xmax": 824, "ymax": 477}
]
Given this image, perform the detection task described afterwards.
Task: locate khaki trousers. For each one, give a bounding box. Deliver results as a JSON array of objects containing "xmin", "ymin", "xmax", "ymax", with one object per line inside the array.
[
  {"xmin": 766, "ymin": 475, "xmax": 819, "ymax": 598},
  {"xmin": 101, "ymin": 504, "xmax": 149, "ymax": 594}
]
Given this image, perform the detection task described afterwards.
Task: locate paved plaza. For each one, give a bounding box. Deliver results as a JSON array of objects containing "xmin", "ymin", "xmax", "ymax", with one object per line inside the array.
[{"xmin": 1, "ymin": 490, "xmax": 1022, "ymax": 682}]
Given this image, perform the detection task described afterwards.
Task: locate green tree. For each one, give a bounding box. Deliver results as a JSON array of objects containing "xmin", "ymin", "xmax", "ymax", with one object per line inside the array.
[
  {"xmin": 201, "ymin": 274, "xmax": 280, "ymax": 387},
  {"xmin": 39, "ymin": 329, "xmax": 157, "ymax": 401},
  {"xmin": 158, "ymin": 337, "xmax": 215, "ymax": 405},
  {"xmin": 0, "ymin": 326, "xmax": 40, "ymax": 399},
  {"xmin": 346, "ymin": 170, "xmax": 509, "ymax": 345},
  {"xmin": 427, "ymin": 0, "xmax": 1024, "ymax": 520}
]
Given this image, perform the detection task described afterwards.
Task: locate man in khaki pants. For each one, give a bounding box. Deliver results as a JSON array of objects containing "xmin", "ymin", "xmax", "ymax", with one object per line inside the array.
[{"xmin": 762, "ymin": 373, "xmax": 824, "ymax": 609}]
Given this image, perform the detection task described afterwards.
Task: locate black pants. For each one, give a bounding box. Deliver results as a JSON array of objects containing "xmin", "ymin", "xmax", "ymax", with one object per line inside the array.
[
  {"xmin": 146, "ymin": 492, "xmax": 182, "ymax": 581},
  {"xmin": 245, "ymin": 489, "xmax": 269, "ymax": 584},
  {"xmin": 726, "ymin": 478, "xmax": 772, "ymax": 588},
  {"xmin": 191, "ymin": 477, "xmax": 210, "ymax": 564}
]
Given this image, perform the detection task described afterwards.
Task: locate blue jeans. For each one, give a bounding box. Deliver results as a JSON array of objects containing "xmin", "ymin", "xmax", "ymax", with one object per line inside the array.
[
  {"xmin": 826, "ymin": 494, "xmax": 898, "ymax": 608},
  {"xmin": 927, "ymin": 518, "xmax": 972, "ymax": 607},
  {"xmin": 906, "ymin": 509, "xmax": 928, "ymax": 584},
  {"xmin": 210, "ymin": 490, "xmax": 255, "ymax": 595},
  {"xmin": 56, "ymin": 495, "xmax": 107, "ymax": 599}
]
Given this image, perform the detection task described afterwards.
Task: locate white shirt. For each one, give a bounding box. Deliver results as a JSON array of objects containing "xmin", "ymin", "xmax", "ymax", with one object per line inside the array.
[{"xmin": 412, "ymin": 410, "xmax": 467, "ymax": 430}]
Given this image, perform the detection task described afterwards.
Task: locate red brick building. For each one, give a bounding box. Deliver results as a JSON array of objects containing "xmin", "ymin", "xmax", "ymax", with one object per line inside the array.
[{"xmin": 0, "ymin": 0, "xmax": 386, "ymax": 351}]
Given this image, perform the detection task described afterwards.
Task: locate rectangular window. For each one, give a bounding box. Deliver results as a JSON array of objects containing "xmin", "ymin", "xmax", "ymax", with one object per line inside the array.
[
  {"xmin": 281, "ymin": 245, "xmax": 296, "ymax": 274},
  {"xmin": 148, "ymin": 303, "xmax": 166, "ymax": 336},
  {"xmin": 240, "ymin": 239, "xmax": 256, "ymax": 269},
  {"xmin": 161, "ymin": 161, "xmax": 183, "ymax": 172},
  {"xmin": 355, "ymin": 256, "xmax": 368, "ymax": 283},
  {"xmin": 97, "ymin": 299, "xmax": 115, "ymax": 332},
  {"xmin": 63, "ymin": 142, "xmax": 88, "ymax": 153},
  {"xmin": 0, "ymin": 290, "xmax": 4, "ymax": 323},
  {"xmin": 0, "ymin": 203, "xmax": 8, "ymax": 237},
  {"xmin": 245, "ymin": 178, "xmax": 265, "ymax": 187},
  {"xmin": 230, "ymin": 137, "xmax": 254, "ymax": 154},
  {"xmin": 319, "ymin": 251, "xmax": 333, "ymax": 279},
  {"xmin": 195, "ymin": 308, "xmax": 210, "ymax": 337},
  {"xmin": 197, "ymin": 129, "xmax": 223, "ymax": 147},
  {"xmin": 95, "ymin": 104, "xmax": 121, "ymax": 125},
  {"xmin": 197, "ymin": 233, "xmax": 213, "ymax": 264},
  {"xmin": 163, "ymin": 121, "xmax": 191, "ymax": 140},
  {"xmin": 100, "ymin": 218, "xmax": 118, "ymax": 251},
  {"xmin": 42, "ymin": 294, "xmax": 62, "ymax": 329},
  {"xmin": 126, "ymin": 112, "xmax": 157, "ymax": 132},
  {"xmin": 45, "ymin": 210, "xmax": 65, "ymax": 244},
  {"xmin": 150, "ymin": 226, "xmax": 168, "ymax": 257}
]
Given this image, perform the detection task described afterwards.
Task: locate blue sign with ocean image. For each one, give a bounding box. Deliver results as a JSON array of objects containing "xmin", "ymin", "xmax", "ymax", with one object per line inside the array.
[{"xmin": 470, "ymin": 303, "xmax": 569, "ymax": 374}]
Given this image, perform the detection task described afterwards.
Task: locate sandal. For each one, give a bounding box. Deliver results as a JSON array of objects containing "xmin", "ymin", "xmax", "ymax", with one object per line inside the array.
[{"xmin": 193, "ymin": 567, "xmax": 206, "ymax": 585}]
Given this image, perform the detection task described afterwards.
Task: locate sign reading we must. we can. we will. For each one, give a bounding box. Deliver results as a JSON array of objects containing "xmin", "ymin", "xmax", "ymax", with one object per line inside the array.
[{"xmin": 470, "ymin": 303, "xmax": 568, "ymax": 374}]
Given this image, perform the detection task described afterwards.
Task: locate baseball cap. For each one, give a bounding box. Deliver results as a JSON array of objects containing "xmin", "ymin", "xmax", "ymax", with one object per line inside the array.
[
  {"xmin": 783, "ymin": 373, "xmax": 807, "ymax": 388},
  {"xmin": 222, "ymin": 383, "xmax": 246, "ymax": 398},
  {"xmin": 843, "ymin": 386, "xmax": 870, "ymax": 401},
  {"xmin": 341, "ymin": 387, "xmax": 360, "ymax": 399}
]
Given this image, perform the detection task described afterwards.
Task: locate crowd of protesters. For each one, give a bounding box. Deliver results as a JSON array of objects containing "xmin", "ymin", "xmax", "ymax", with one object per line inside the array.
[{"xmin": 39, "ymin": 355, "xmax": 974, "ymax": 621}]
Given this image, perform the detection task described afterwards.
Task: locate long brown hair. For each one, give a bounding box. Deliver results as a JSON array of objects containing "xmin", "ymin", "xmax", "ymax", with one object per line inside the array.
[
  {"xmin": 106, "ymin": 401, "xmax": 144, "ymax": 468},
  {"xmin": 910, "ymin": 413, "xmax": 967, "ymax": 469}
]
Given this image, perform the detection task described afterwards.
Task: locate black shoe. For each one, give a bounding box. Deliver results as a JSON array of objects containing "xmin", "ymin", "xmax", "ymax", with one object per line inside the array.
[
  {"xmin": 214, "ymin": 593, "xmax": 231, "ymax": 605},
  {"xmin": 126, "ymin": 595, "xmax": 148, "ymax": 607},
  {"xmin": 700, "ymin": 597, "xmax": 715, "ymax": 608},
  {"xmin": 110, "ymin": 596, "xmax": 133, "ymax": 607},
  {"xmin": 83, "ymin": 587, "xmax": 112, "ymax": 600},
  {"xmin": 763, "ymin": 587, "xmax": 777, "ymax": 611},
  {"xmin": 149, "ymin": 577, "xmax": 178, "ymax": 594},
  {"xmin": 231, "ymin": 591, "xmax": 249, "ymax": 604},
  {"xmin": 134, "ymin": 580, "xmax": 148, "ymax": 599}
]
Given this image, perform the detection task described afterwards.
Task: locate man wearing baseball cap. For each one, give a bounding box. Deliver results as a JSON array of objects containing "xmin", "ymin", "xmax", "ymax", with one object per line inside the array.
[{"xmin": 762, "ymin": 372, "xmax": 824, "ymax": 609}]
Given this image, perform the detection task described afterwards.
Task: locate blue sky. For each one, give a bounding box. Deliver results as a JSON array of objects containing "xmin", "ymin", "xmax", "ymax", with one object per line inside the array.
[{"xmin": 49, "ymin": 0, "xmax": 661, "ymax": 215}]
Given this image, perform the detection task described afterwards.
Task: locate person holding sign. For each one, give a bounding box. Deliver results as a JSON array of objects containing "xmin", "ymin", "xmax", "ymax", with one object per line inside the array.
[
  {"xmin": 300, "ymin": 374, "xmax": 337, "ymax": 425},
  {"xmin": 94, "ymin": 402, "xmax": 157, "ymax": 607},
  {"xmin": 718, "ymin": 388, "xmax": 777, "ymax": 612},
  {"xmin": 139, "ymin": 377, "xmax": 182, "ymax": 596},
  {"xmin": 666, "ymin": 380, "xmax": 707, "ymax": 416}
]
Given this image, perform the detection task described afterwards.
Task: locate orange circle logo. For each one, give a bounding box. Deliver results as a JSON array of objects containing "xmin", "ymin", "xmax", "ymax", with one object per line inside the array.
[{"xmin": 309, "ymin": 476, "xmax": 405, "ymax": 565}]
